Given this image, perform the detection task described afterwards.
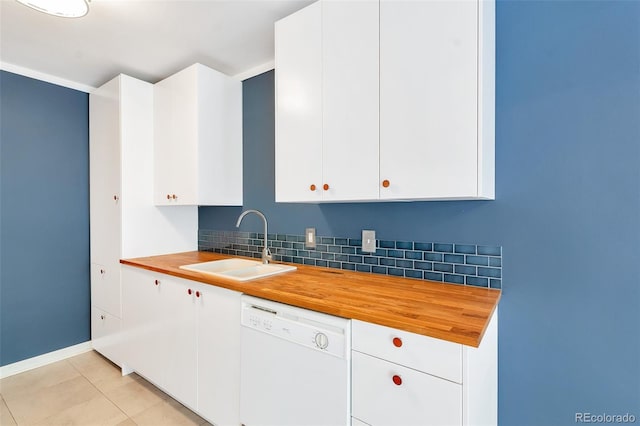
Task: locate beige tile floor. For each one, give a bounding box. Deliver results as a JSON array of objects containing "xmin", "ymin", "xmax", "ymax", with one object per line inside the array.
[{"xmin": 0, "ymin": 351, "xmax": 210, "ymax": 426}]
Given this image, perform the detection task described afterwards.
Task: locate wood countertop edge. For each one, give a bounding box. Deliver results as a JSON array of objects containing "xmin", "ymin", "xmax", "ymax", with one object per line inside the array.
[{"xmin": 120, "ymin": 251, "xmax": 501, "ymax": 348}]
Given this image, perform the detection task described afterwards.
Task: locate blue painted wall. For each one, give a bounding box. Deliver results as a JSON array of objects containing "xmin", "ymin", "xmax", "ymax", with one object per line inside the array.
[
  {"xmin": 200, "ymin": 1, "xmax": 640, "ymax": 424},
  {"xmin": 0, "ymin": 71, "xmax": 90, "ymax": 366}
]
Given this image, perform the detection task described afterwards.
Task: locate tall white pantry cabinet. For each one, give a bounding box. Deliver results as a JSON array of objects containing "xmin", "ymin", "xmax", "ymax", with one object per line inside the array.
[{"xmin": 89, "ymin": 74, "xmax": 196, "ymax": 365}]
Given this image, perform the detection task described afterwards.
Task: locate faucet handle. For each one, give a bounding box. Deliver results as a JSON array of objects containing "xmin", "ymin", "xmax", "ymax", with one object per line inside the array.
[{"xmin": 263, "ymin": 247, "xmax": 273, "ymax": 263}]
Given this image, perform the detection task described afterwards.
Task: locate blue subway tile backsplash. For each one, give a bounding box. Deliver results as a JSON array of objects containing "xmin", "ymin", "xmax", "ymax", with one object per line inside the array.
[
  {"xmin": 396, "ymin": 241, "xmax": 413, "ymax": 250},
  {"xmin": 478, "ymin": 245, "xmax": 502, "ymax": 256},
  {"xmin": 434, "ymin": 243, "xmax": 454, "ymax": 253},
  {"xmin": 379, "ymin": 258, "xmax": 395, "ymax": 267},
  {"xmin": 424, "ymin": 252, "xmax": 443, "ymax": 262},
  {"xmin": 478, "ymin": 267, "xmax": 502, "ymax": 278},
  {"xmin": 444, "ymin": 274, "xmax": 465, "ymax": 285},
  {"xmin": 455, "ymin": 264, "xmax": 477, "ymax": 275},
  {"xmin": 466, "ymin": 276, "xmax": 489, "ymax": 287},
  {"xmin": 380, "ymin": 240, "xmax": 395, "ymax": 249},
  {"xmin": 434, "ymin": 263, "xmax": 454, "ymax": 273},
  {"xmin": 414, "ymin": 242, "xmax": 433, "ymax": 251},
  {"xmin": 444, "ymin": 254, "xmax": 465, "ymax": 264},
  {"xmin": 405, "ymin": 251, "xmax": 423, "ymax": 260},
  {"xmin": 454, "ymin": 244, "xmax": 477, "ymax": 254},
  {"xmin": 466, "ymin": 255, "xmax": 490, "ymax": 266},
  {"xmin": 396, "ymin": 260, "xmax": 414, "ymax": 269},
  {"xmin": 199, "ymin": 230, "xmax": 502, "ymax": 289}
]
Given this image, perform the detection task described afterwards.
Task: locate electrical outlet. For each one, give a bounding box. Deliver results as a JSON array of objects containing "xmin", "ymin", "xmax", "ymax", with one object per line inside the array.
[
  {"xmin": 362, "ymin": 230, "xmax": 376, "ymax": 253},
  {"xmin": 305, "ymin": 228, "xmax": 316, "ymax": 249}
]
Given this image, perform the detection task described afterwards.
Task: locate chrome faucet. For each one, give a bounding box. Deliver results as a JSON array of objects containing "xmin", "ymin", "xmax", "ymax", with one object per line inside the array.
[{"xmin": 236, "ymin": 209, "xmax": 272, "ymax": 264}]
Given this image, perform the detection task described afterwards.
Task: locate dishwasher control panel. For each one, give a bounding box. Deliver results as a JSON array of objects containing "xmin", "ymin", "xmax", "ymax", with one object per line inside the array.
[{"xmin": 241, "ymin": 295, "xmax": 350, "ymax": 359}]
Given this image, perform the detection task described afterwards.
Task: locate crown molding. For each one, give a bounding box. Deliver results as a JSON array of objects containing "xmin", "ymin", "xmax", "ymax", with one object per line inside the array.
[
  {"xmin": 0, "ymin": 62, "xmax": 96, "ymax": 93},
  {"xmin": 233, "ymin": 60, "xmax": 274, "ymax": 82}
]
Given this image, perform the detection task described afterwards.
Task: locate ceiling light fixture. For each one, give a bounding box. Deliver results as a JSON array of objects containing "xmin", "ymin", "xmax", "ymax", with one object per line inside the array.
[{"xmin": 16, "ymin": 0, "xmax": 90, "ymax": 18}]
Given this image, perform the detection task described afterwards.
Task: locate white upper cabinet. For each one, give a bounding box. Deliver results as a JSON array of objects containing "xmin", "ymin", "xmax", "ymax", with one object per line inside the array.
[
  {"xmin": 275, "ymin": 0, "xmax": 379, "ymax": 202},
  {"xmin": 275, "ymin": 0, "xmax": 495, "ymax": 202},
  {"xmin": 154, "ymin": 63, "xmax": 243, "ymax": 206},
  {"xmin": 379, "ymin": 0, "xmax": 494, "ymax": 200},
  {"xmin": 274, "ymin": 2, "xmax": 323, "ymax": 202},
  {"xmin": 322, "ymin": 0, "xmax": 379, "ymax": 201}
]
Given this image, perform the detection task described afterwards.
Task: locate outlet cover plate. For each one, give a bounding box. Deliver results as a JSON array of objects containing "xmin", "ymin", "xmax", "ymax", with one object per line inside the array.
[
  {"xmin": 305, "ymin": 228, "xmax": 316, "ymax": 249},
  {"xmin": 362, "ymin": 230, "xmax": 376, "ymax": 253}
]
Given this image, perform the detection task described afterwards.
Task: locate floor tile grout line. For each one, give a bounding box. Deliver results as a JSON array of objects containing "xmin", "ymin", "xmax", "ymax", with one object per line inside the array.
[
  {"xmin": 1, "ymin": 360, "xmax": 89, "ymax": 425},
  {"xmin": 76, "ymin": 353, "xmax": 190, "ymax": 423},
  {"xmin": 1, "ymin": 395, "xmax": 18, "ymax": 426},
  {"xmin": 4, "ymin": 351, "xmax": 207, "ymax": 426},
  {"xmin": 66, "ymin": 354, "xmax": 138, "ymax": 425}
]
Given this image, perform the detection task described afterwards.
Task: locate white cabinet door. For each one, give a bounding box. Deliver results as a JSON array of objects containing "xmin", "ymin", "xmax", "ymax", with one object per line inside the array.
[
  {"xmin": 90, "ymin": 76, "xmax": 124, "ymax": 357},
  {"xmin": 90, "ymin": 263, "xmax": 120, "ymax": 318},
  {"xmin": 122, "ymin": 267, "xmax": 198, "ymax": 405},
  {"xmin": 121, "ymin": 266, "xmax": 165, "ymax": 384},
  {"xmin": 160, "ymin": 276, "xmax": 198, "ymax": 410},
  {"xmin": 274, "ymin": 2, "xmax": 323, "ymax": 202},
  {"xmin": 275, "ymin": 0, "xmax": 379, "ymax": 202},
  {"xmin": 197, "ymin": 283, "xmax": 241, "ymax": 426},
  {"xmin": 154, "ymin": 64, "xmax": 242, "ymax": 206},
  {"xmin": 352, "ymin": 351, "xmax": 462, "ymax": 426},
  {"xmin": 89, "ymin": 76, "xmax": 121, "ymax": 267},
  {"xmin": 322, "ymin": 0, "xmax": 379, "ymax": 201},
  {"xmin": 91, "ymin": 306, "xmax": 122, "ymax": 365},
  {"xmin": 154, "ymin": 67, "xmax": 198, "ymax": 205},
  {"xmin": 379, "ymin": 0, "xmax": 479, "ymax": 200},
  {"xmin": 197, "ymin": 66, "xmax": 243, "ymax": 206}
]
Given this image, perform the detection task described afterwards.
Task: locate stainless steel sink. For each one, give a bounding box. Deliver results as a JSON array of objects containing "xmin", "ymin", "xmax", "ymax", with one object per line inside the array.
[{"xmin": 179, "ymin": 258, "xmax": 297, "ymax": 282}]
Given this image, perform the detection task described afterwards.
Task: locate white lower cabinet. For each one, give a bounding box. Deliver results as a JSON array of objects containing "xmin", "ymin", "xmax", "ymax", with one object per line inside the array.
[
  {"xmin": 120, "ymin": 263, "xmax": 495, "ymax": 426},
  {"xmin": 90, "ymin": 263, "xmax": 121, "ymax": 318},
  {"xmin": 197, "ymin": 282, "xmax": 241, "ymax": 426},
  {"xmin": 352, "ymin": 351, "xmax": 462, "ymax": 426},
  {"xmin": 160, "ymin": 274, "xmax": 198, "ymax": 409},
  {"xmin": 91, "ymin": 306, "xmax": 122, "ymax": 366},
  {"xmin": 121, "ymin": 265, "xmax": 241, "ymax": 425},
  {"xmin": 352, "ymin": 312, "xmax": 498, "ymax": 426},
  {"xmin": 120, "ymin": 266, "xmax": 166, "ymax": 386}
]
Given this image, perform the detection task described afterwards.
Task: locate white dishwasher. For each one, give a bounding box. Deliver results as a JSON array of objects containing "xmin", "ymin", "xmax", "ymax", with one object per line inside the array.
[{"xmin": 240, "ymin": 295, "xmax": 351, "ymax": 426}]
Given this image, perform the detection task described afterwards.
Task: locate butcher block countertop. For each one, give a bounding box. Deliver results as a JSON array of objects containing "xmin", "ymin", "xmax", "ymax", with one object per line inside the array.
[{"xmin": 121, "ymin": 251, "xmax": 500, "ymax": 347}]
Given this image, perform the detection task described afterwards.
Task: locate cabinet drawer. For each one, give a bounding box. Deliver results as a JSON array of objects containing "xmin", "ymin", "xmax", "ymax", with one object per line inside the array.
[
  {"xmin": 91, "ymin": 262, "xmax": 121, "ymax": 318},
  {"xmin": 352, "ymin": 320, "xmax": 462, "ymax": 383},
  {"xmin": 91, "ymin": 306, "xmax": 122, "ymax": 365},
  {"xmin": 352, "ymin": 351, "xmax": 462, "ymax": 426}
]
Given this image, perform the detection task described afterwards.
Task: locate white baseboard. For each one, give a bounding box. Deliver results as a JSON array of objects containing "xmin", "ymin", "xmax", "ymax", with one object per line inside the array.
[{"xmin": 0, "ymin": 341, "xmax": 93, "ymax": 379}]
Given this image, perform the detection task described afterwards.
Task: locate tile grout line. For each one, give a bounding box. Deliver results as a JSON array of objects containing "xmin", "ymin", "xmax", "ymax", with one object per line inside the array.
[
  {"xmin": 2, "ymin": 351, "xmax": 207, "ymax": 425},
  {"xmin": 65, "ymin": 356, "xmax": 138, "ymax": 425},
  {"xmin": 69, "ymin": 354, "xmax": 207, "ymax": 425},
  {"xmin": 0, "ymin": 394, "xmax": 18, "ymax": 426}
]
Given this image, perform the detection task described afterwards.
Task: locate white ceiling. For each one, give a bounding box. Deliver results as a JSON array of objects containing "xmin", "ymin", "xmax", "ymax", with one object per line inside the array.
[{"xmin": 0, "ymin": 0, "xmax": 313, "ymax": 90}]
